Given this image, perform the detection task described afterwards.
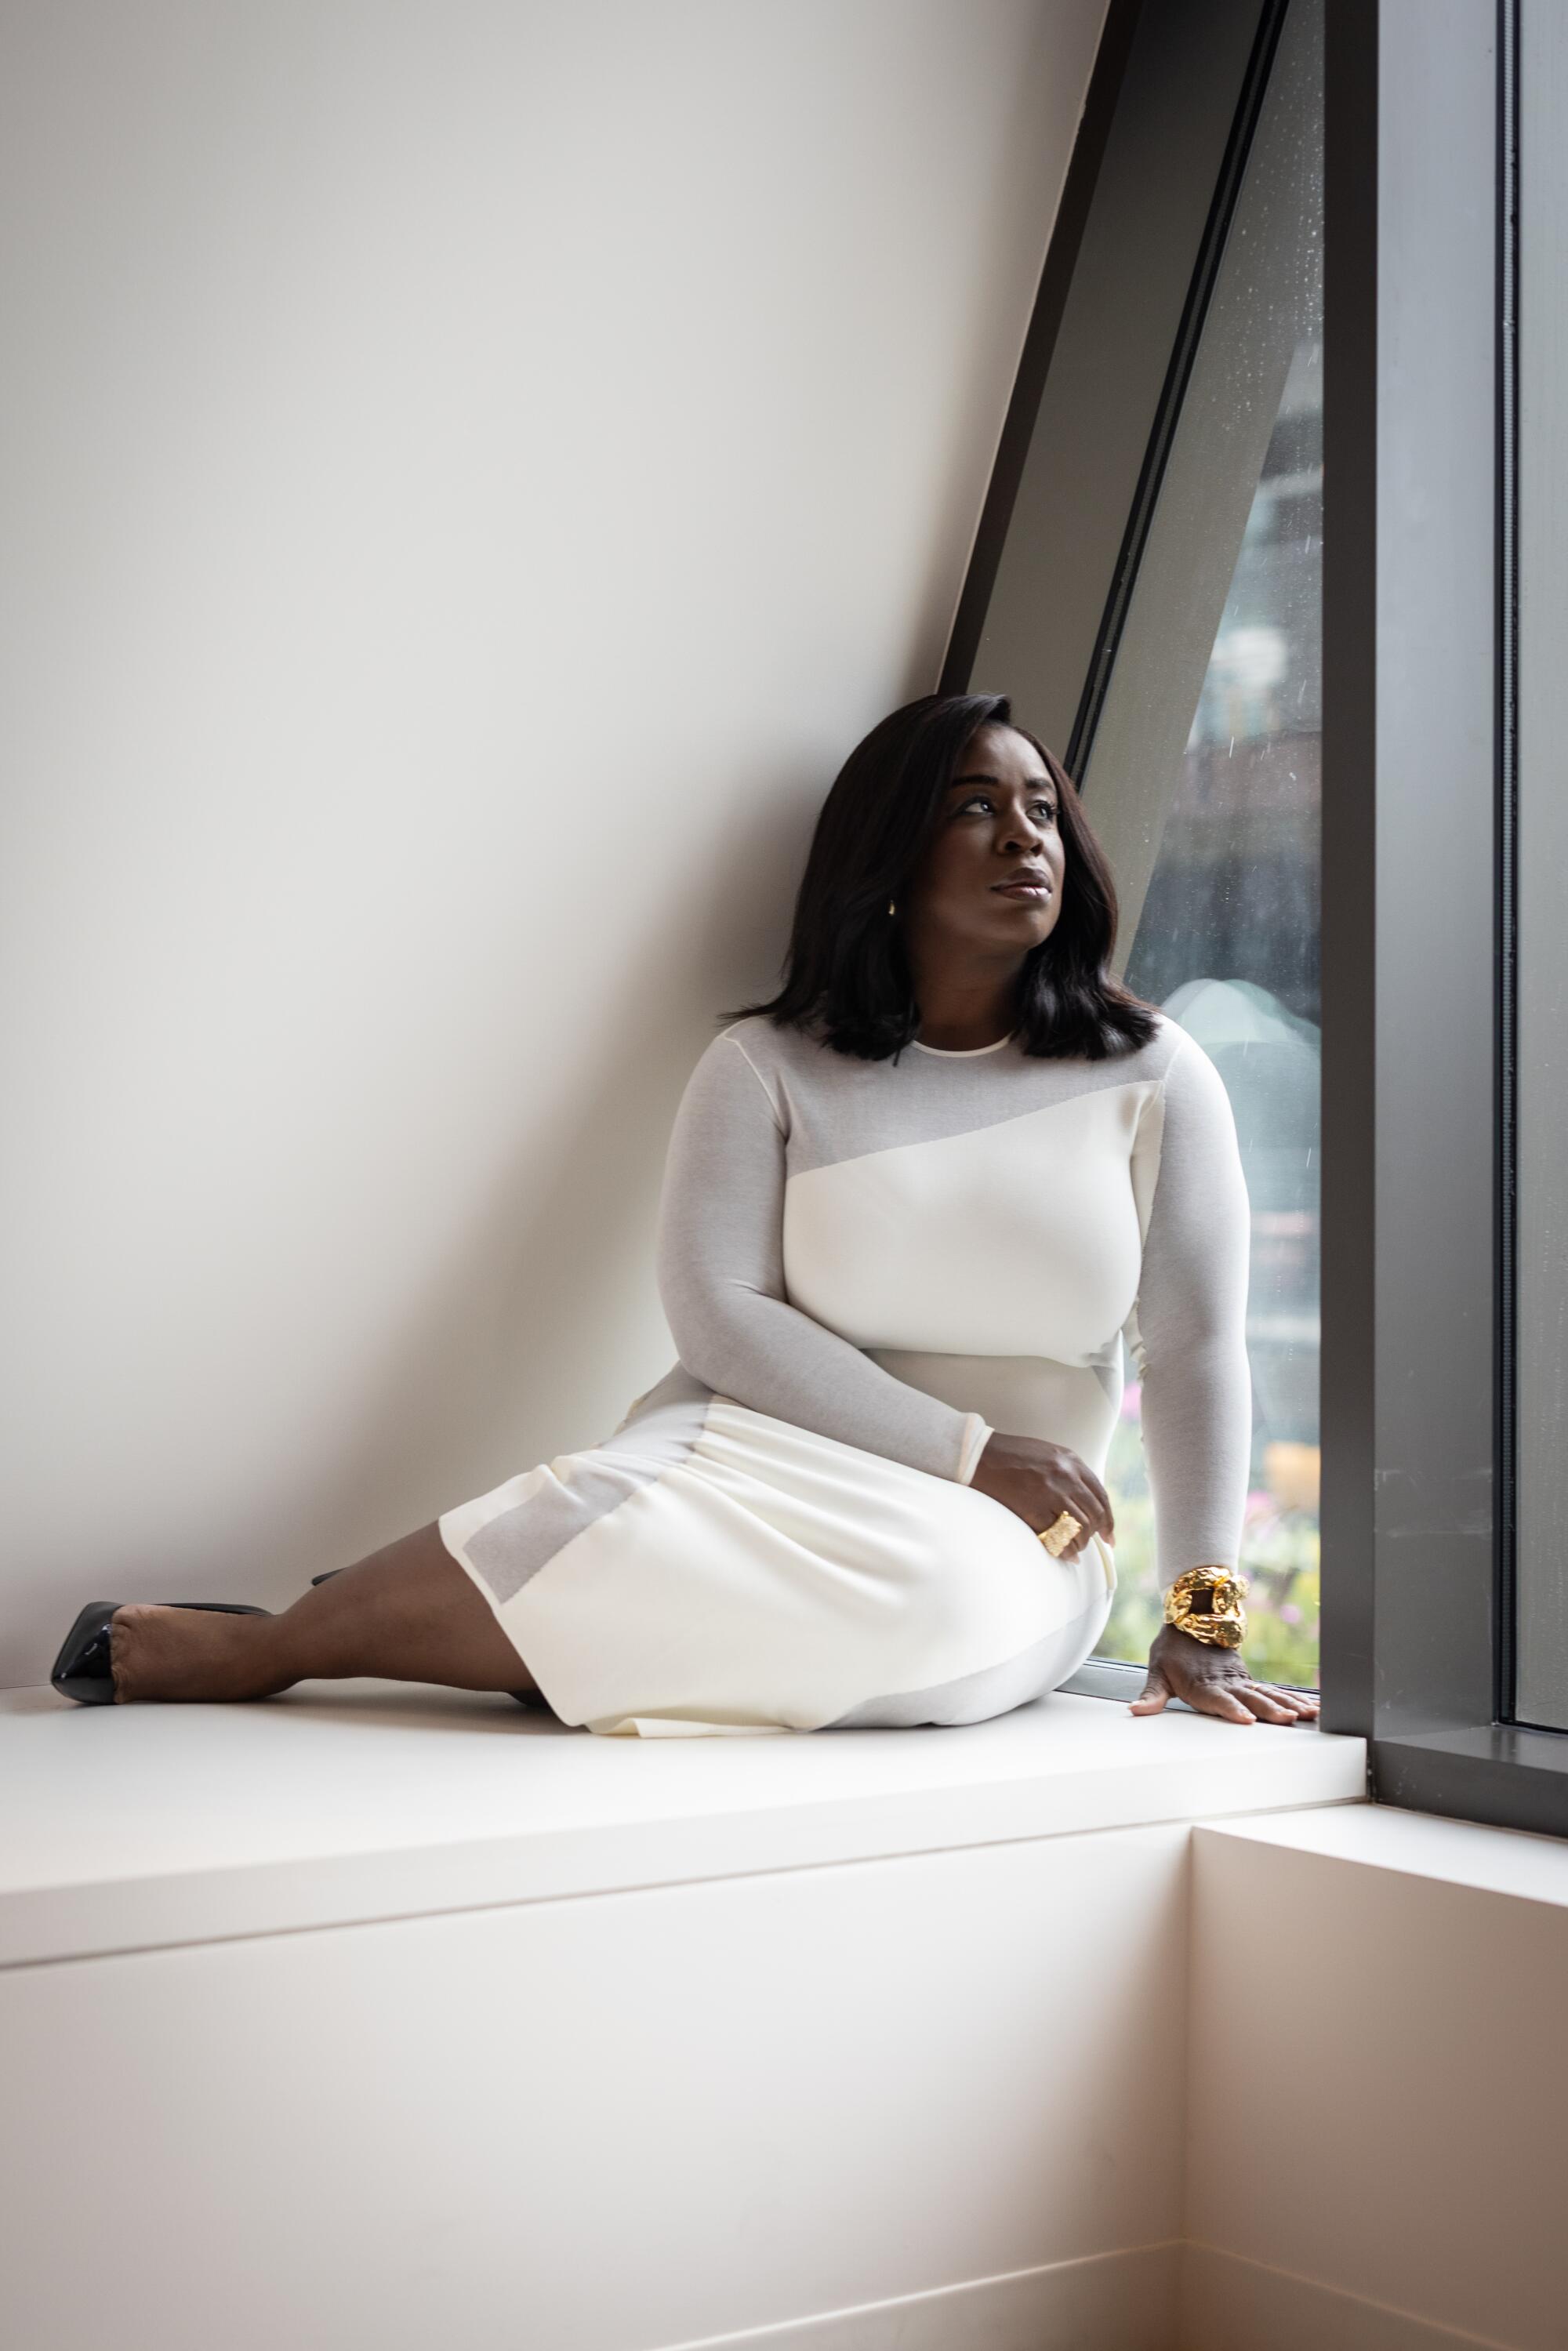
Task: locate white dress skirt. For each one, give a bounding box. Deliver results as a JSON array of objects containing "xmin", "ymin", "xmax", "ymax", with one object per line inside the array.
[
  {"xmin": 440, "ymin": 1374, "xmax": 1117, "ymax": 1738},
  {"xmin": 436, "ymin": 1008, "xmax": 1251, "ymax": 1738}
]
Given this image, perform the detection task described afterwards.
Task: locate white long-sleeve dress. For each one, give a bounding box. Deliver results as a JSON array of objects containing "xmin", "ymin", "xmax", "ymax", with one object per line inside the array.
[{"xmin": 437, "ymin": 1009, "xmax": 1253, "ymax": 1737}]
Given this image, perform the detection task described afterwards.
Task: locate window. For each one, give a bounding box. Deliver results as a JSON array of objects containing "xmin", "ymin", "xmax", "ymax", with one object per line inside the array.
[
  {"xmin": 1086, "ymin": 0, "xmax": 1323, "ymax": 1689},
  {"xmin": 949, "ymin": 0, "xmax": 1568, "ymax": 1834},
  {"xmin": 942, "ymin": 0, "xmax": 1325, "ymax": 1698}
]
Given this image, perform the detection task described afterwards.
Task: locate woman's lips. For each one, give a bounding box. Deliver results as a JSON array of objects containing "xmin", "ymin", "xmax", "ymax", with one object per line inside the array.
[{"xmin": 993, "ymin": 881, "xmax": 1051, "ymax": 899}]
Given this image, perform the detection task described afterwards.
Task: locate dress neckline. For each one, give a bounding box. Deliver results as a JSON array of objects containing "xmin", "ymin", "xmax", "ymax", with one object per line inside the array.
[{"xmin": 909, "ymin": 1028, "xmax": 1018, "ymax": 1058}]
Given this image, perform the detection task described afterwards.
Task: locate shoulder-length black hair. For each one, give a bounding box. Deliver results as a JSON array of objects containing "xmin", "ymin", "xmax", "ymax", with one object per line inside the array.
[{"xmin": 722, "ymin": 692, "xmax": 1162, "ymax": 1061}]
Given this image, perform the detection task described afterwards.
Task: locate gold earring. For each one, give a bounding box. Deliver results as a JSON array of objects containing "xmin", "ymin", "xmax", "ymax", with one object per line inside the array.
[{"xmin": 887, "ymin": 898, "xmax": 896, "ymax": 917}]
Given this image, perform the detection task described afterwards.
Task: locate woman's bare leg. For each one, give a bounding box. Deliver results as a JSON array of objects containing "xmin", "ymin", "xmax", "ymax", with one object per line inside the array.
[{"xmin": 107, "ymin": 1522, "xmax": 541, "ymax": 1705}]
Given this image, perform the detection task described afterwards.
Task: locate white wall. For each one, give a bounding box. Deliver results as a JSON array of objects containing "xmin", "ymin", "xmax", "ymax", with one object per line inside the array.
[
  {"xmin": 0, "ymin": 0, "xmax": 1105, "ymax": 1685},
  {"xmin": 0, "ymin": 1822, "xmax": 1190, "ymax": 2351},
  {"xmin": 1183, "ymin": 1810, "xmax": 1568, "ymax": 2351}
]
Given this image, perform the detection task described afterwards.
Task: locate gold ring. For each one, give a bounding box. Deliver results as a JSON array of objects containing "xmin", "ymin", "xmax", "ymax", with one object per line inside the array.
[{"xmin": 1038, "ymin": 1510, "xmax": 1082, "ymax": 1558}]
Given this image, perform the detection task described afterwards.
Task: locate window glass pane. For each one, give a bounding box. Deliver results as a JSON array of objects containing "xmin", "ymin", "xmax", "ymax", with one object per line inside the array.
[{"xmin": 1083, "ymin": 0, "xmax": 1323, "ymax": 1686}]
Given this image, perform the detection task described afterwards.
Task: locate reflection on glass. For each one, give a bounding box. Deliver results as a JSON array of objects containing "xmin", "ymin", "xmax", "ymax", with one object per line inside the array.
[{"xmin": 1097, "ymin": 36, "xmax": 1323, "ymax": 1689}]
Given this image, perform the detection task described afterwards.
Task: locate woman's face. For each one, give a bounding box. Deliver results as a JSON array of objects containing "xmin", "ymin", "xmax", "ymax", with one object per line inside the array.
[{"xmin": 902, "ymin": 723, "xmax": 1067, "ymax": 957}]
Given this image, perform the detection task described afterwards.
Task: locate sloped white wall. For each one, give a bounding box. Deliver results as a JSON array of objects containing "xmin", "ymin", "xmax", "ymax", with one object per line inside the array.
[{"xmin": 0, "ymin": 0, "xmax": 1106, "ymax": 1683}]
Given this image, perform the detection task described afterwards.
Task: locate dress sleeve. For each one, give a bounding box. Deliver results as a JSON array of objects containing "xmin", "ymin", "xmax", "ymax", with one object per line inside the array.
[
  {"xmin": 655, "ymin": 1032, "xmax": 993, "ymax": 1483},
  {"xmin": 1123, "ymin": 1029, "xmax": 1254, "ymax": 1595}
]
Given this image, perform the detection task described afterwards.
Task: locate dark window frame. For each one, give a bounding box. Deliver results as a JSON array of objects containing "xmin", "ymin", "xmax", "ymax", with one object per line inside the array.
[
  {"xmin": 1333, "ymin": 0, "xmax": 1568, "ymax": 1838},
  {"xmin": 1316, "ymin": 0, "xmax": 1568, "ymax": 1838}
]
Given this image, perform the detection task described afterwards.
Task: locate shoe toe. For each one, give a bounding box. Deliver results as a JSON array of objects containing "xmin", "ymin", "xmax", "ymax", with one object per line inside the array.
[{"xmin": 50, "ymin": 1603, "xmax": 121, "ymax": 1705}]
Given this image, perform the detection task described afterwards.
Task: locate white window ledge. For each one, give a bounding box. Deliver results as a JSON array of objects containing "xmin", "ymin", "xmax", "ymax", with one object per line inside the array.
[
  {"xmin": 1196, "ymin": 1789, "xmax": 1568, "ymax": 1904},
  {"xmin": 0, "ymin": 1679, "xmax": 1365, "ymax": 1968}
]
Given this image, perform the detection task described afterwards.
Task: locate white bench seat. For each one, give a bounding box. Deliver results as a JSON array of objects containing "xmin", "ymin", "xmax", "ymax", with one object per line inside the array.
[
  {"xmin": 0, "ymin": 1682, "xmax": 1365, "ymax": 2351},
  {"xmin": 0, "ymin": 1678, "xmax": 1363, "ymax": 1968}
]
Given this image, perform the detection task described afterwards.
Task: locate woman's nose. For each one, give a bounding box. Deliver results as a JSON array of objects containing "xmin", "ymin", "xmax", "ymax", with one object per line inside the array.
[{"xmin": 1002, "ymin": 811, "xmax": 1049, "ymax": 854}]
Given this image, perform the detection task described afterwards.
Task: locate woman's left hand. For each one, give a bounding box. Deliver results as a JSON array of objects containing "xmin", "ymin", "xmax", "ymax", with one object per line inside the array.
[{"xmin": 1129, "ymin": 1623, "xmax": 1319, "ymax": 1725}]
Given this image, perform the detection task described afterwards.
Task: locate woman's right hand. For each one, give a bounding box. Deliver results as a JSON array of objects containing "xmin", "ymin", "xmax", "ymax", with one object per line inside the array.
[{"xmin": 967, "ymin": 1431, "xmax": 1116, "ymax": 1559}]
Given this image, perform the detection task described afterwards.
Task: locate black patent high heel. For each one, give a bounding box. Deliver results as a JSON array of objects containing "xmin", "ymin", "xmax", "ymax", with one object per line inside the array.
[{"xmin": 49, "ymin": 1602, "xmax": 271, "ymax": 1707}]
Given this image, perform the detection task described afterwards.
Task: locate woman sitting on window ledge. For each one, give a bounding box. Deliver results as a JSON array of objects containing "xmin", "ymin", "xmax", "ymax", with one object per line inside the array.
[{"xmin": 51, "ymin": 692, "xmax": 1319, "ymax": 1735}]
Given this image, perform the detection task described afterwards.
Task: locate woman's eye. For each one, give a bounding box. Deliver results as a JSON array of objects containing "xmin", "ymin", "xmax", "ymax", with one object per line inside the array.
[{"xmin": 958, "ymin": 795, "xmax": 1056, "ymax": 820}]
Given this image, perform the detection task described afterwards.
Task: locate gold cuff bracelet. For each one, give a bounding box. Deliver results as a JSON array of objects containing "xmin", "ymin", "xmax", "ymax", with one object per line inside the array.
[{"xmin": 1163, "ymin": 1564, "xmax": 1248, "ymax": 1648}]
